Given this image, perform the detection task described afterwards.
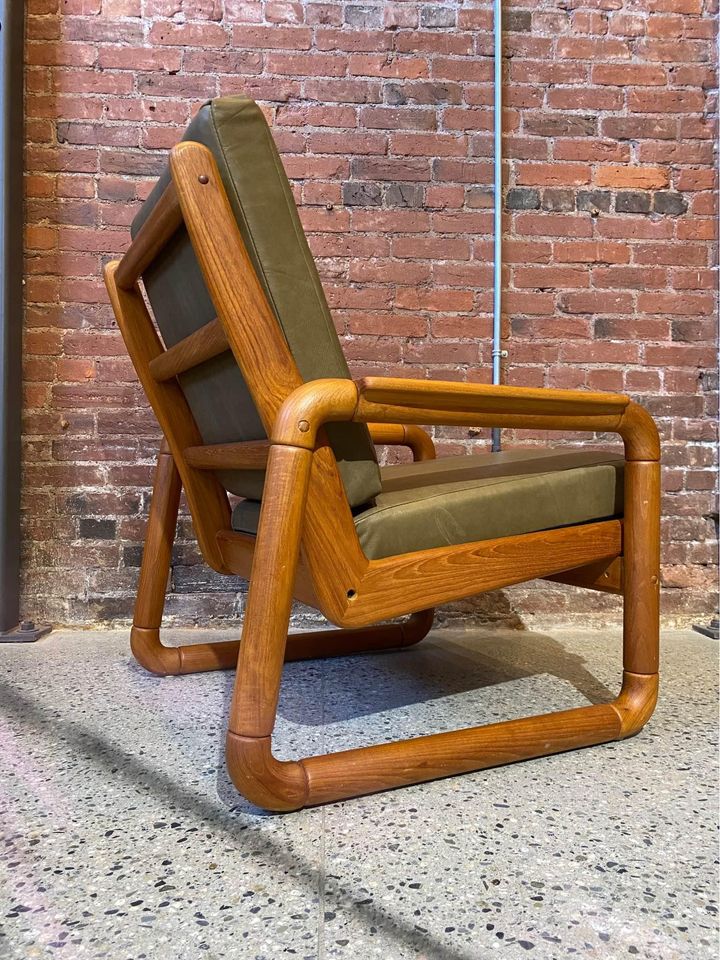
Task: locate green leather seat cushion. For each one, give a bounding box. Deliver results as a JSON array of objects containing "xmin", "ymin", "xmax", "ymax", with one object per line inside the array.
[
  {"xmin": 131, "ymin": 96, "xmax": 381, "ymax": 509},
  {"xmin": 231, "ymin": 448, "xmax": 624, "ymax": 560}
]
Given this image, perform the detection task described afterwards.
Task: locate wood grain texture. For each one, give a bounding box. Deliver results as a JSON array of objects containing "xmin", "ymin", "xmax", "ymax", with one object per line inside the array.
[
  {"xmin": 168, "ymin": 145, "xmax": 367, "ymax": 613},
  {"xmin": 226, "ymin": 734, "xmax": 308, "ymax": 812},
  {"xmin": 228, "ymin": 443, "xmax": 314, "ymax": 738},
  {"xmin": 136, "ymin": 610, "xmax": 435, "ymax": 677},
  {"xmin": 299, "ymin": 439, "xmax": 370, "ymax": 624},
  {"xmin": 619, "ymin": 402, "xmax": 662, "ymax": 462},
  {"xmin": 130, "ymin": 441, "xmax": 183, "ymax": 675},
  {"xmin": 300, "ymin": 702, "xmax": 622, "ymax": 807},
  {"xmin": 170, "ymin": 142, "xmax": 301, "ymax": 431},
  {"xmin": 623, "ymin": 460, "xmax": 661, "ymax": 674},
  {"xmin": 357, "ymin": 376, "xmax": 629, "ymax": 417},
  {"xmin": 272, "ymin": 378, "xmax": 358, "ymax": 449},
  {"xmin": 115, "ymin": 182, "xmax": 182, "ymax": 290},
  {"xmin": 184, "ymin": 439, "xmax": 270, "ymax": 470},
  {"xmin": 104, "ymin": 135, "xmax": 662, "ymax": 812},
  {"xmin": 104, "ymin": 261, "xmax": 231, "ymax": 571},
  {"xmin": 149, "ymin": 317, "xmax": 228, "ymax": 382},
  {"xmin": 343, "ymin": 520, "xmax": 622, "ymax": 627},
  {"xmin": 612, "ymin": 672, "xmax": 659, "ymax": 738},
  {"xmin": 356, "ymin": 398, "xmax": 625, "ymax": 437}
]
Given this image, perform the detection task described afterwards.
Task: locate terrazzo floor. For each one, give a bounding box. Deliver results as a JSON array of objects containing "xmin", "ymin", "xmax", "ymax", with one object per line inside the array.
[{"xmin": 1, "ymin": 625, "xmax": 717, "ymax": 960}]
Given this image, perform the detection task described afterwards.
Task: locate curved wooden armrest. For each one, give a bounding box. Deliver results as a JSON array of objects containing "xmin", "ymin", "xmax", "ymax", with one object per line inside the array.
[
  {"xmin": 357, "ymin": 376, "xmax": 629, "ymax": 418},
  {"xmin": 367, "ymin": 422, "xmax": 436, "ymax": 461},
  {"xmin": 271, "ymin": 377, "xmax": 659, "ymax": 462}
]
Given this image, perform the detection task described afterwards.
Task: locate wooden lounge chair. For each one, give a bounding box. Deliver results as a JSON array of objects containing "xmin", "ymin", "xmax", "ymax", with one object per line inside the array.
[{"xmin": 104, "ymin": 97, "xmax": 660, "ymax": 811}]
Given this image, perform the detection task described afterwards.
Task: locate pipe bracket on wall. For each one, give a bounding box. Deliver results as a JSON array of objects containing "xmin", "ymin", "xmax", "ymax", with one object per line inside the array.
[{"xmin": 0, "ymin": 0, "xmax": 51, "ymax": 642}]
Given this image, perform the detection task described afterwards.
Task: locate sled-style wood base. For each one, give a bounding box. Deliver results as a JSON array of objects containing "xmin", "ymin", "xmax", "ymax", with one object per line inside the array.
[
  {"xmin": 226, "ymin": 672, "xmax": 658, "ymax": 811},
  {"xmin": 130, "ymin": 609, "xmax": 434, "ymax": 677}
]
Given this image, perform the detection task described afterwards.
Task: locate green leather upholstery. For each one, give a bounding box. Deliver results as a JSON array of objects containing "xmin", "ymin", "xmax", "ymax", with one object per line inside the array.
[
  {"xmin": 131, "ymin": 96, "xmax": 381, "ymax": 508},
  {"xmin": 231, "ymin": 449, "xmax": 624, "ymax": 560}
]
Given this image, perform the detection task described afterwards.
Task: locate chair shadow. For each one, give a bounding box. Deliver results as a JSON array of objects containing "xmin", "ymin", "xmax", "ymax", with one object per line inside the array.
[{"xmin": 215, "ymin": 621, "xmax": 617, "ymax": 729}]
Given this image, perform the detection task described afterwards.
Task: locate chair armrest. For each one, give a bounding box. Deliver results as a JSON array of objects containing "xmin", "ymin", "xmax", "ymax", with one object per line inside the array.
[
  {"xmin": 367, "ymin": 423, "xmax": 436, "ymax": 462},
  {"xmin": 357, "ymin": 376, "xmax": 629, "ymax": 418},
  {"xmin": 272, "ymin": 377, "xmax": 659, "ymax": 462}
]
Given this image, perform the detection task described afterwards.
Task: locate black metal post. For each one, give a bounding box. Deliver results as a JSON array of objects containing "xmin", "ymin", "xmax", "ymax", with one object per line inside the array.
[{"xmin": 1, "ymin": 1, "xmax": 50, "ymax": 641}]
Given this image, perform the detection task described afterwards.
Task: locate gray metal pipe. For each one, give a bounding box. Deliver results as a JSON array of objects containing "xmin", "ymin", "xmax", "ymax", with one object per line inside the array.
[{"xmin": 491, "ymin": 0, "xmax": 504, "ymax": 453}]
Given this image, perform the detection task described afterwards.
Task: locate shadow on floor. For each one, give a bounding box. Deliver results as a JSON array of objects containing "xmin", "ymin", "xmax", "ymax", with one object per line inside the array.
[{"xmin": 217, "ymin": 625, "xmax": 617, "ymax": 727}]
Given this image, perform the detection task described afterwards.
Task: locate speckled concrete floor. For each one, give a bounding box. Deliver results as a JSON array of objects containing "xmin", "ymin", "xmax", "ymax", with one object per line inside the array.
[{"xmin": 1, "ymin": 626, "xmax": 717, "ymax": 960}]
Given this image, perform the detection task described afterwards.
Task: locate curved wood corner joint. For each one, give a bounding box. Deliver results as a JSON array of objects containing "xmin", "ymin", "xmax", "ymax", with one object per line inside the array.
[
  {"xmin": 368, "ymin": 423, "xmax": 436, "ymax": 461},
  {"xmin": 611, "ymin": 672, "xmax": 659, "ymax": 739}
]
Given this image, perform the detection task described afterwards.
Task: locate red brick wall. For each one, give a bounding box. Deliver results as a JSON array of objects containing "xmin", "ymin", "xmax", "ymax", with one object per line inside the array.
[{"xmin": 23, "ymin": 1, "xmax": 717, "ymax": 627}]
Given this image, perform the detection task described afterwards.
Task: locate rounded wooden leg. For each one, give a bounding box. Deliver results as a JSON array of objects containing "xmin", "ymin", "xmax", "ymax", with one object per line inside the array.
[
  {"xmin": 283, "ymin": 608, "xmax": 434, "ymax": 662},
  {"xmin": 224, "ymin": 444, "xmax": 314, "ymax": 807},
  {"xmin": 611, "ymin": 459, "xmax": 661, "ymax": 737},
  {"xmin": 131, "ymin": 441, "xmax": 182, "ymax": 675},
  {"xmin": 612, "ymin": 672, "xmax": 659, "ymax": 738}
]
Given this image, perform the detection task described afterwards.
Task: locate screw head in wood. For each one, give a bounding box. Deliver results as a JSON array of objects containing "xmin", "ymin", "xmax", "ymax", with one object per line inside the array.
[
  {"xmin": 198, "ymin": 174, "xmax": 209, "ymax": 184},
  {"xmin": 298, "ymin": 420, "xmax": 310, "ymax": 433}
]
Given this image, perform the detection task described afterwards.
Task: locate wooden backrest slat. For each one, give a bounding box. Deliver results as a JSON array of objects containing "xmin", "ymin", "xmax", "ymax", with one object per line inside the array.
[
  {"xmin": 115, "ymin": 182, "xmax": 182, "ymax": 290},
  {"xmin": 169, "ymin": 143, "xmax": 301, "ymax": 433},
  {"xmin": 149, "ymin": 318, "xmax": 229, "ymax": 382},
  {"xmin": 184, "ymin": 440, "xmax": 270, "ymax": 471},
  {"xmin": 166, "ymin": 143, "xmax": 368, "ymax": 613}
]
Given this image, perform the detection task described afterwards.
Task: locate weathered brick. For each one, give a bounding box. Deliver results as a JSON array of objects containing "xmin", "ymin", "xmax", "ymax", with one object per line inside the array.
[
  {"xmin": 577, "ymin": 190, "xmax": 613, "ymax": 213},
  {"xmin": 385, "ymin": 183, "xmax": 424, "ymax": 207},
  {"xmin": 79, "ymin": 518, "xmax": 117, "ymax": 540},
  {"xmin": 345, "ymin": 4, "xmax": 381, "ymax": 29},
  {"xmin": 506, "ymin": 187, "xmax": 540, "ymax": 210},
  {"xmin": 615, "ymin": 191, "xmax": 652, "ymax": 213},
  {"xmin": 542, "ymin": 189, "xmax": 575, "ymax": 212},
  {"xmin": 653, "ymin": 190, "xmax": 689, "ymax": 215},
  {"xmin": 420, "ymin": 6, "xmax": 456, "ymax": 29},
  {"xmin": 503, "ymin": 9, "xmax": 532, "ymax": 32}
]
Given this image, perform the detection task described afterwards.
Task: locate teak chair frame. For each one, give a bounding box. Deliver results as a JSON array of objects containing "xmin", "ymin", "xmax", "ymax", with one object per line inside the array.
[{"xmin": 104, "ymin": 141, "xmax": 660, "ymax": 812}]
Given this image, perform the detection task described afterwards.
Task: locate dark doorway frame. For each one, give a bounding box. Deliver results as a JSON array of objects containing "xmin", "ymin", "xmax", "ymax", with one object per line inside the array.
[{"xmin": 1, "ymin": 1, "xmax": 49, "ymax": 640}]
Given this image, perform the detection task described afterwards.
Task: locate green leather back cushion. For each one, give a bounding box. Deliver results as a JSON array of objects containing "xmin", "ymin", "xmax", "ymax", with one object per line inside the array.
[{"xmin": 131, "ymin": 96, "xmax": 381, "ymax": 508}]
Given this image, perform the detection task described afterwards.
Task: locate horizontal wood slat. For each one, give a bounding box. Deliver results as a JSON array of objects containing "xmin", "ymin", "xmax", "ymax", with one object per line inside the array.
[
  {"xmin": 545, "ymin": 556, "xmax": 624, "ymax": 594},
  {"xmin": 115, "ymin": 182, "xmax": 183, "ymax": 290},
  {"xmin": 183, "ymin": 439, "xmax": 271, "ymax": 470},
  {"xmin": 149, "ymin": 318, "xmax": 229, "ymax": 382}
]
